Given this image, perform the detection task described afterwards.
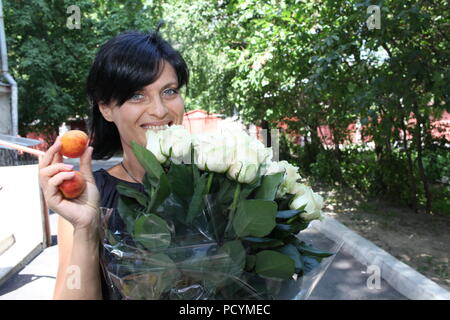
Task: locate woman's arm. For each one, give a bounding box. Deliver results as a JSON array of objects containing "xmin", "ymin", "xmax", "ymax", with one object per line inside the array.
[
  {"xmin": 53, "ymin": 216, "xmax": 102, "ymax": 300},
  {"xmin": 38, "ymin": 136, "xmax": 103, "ymax": 299}
]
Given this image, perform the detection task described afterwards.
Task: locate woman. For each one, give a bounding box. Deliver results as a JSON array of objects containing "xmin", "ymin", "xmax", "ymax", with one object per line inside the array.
[{"xmin": 38, "ymin": 30, "xmax": 189, "ymax": 299}]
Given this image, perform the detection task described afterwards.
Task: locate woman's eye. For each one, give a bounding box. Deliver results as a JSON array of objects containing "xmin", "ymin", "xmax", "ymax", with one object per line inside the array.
[
  {"xmin": 130, "ymin": 94, "xmax": 144, "ymax": 102},
  {"xmin": 163, "ymin": 88, "xmax": 178, "ymax": 96}
]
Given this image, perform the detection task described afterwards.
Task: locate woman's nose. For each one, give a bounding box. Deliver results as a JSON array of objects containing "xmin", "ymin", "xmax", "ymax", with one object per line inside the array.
[{"xmin": 147, "ymin": 97, "xmax": 169, "ymax": 119}]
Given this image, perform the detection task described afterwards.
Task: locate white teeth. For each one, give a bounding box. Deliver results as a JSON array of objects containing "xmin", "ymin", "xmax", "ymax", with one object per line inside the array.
[{"xmin": 142, "ymin": 124, "xmax": 169, "ymax": 131}]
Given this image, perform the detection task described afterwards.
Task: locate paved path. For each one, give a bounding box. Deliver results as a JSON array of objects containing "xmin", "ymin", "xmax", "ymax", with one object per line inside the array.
[{"xmin": 0, "ymin": 158, "xmax": 407, "ymax": 300}]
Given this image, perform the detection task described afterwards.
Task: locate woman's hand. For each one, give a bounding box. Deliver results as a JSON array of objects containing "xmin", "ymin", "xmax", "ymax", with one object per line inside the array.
[{"xmin": 38, "ymin": 136, "xmax": 100, "ymax": 231}]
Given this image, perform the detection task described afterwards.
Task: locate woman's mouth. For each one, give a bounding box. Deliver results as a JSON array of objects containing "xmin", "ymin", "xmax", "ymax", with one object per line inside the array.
[{"xmin": 141, "ymin": 121, "xmax": 173, "ymax": 131}]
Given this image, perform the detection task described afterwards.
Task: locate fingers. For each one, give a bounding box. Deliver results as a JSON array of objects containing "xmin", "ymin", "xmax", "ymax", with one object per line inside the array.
[
  {"xmin": 39, "ymin": 136, "xmax": 62, "ymax": 169},
  {"xmin": 79, "ymin": 146, "xmax": 94, "ymax": 182},
  {"xmin": 51, "ymin": 149, "xmax": 63, "ymax": 165},
  {"xmin": 46, "ymin": 171, "xmax": 76, "ymax": 196},
  {"xmin": 40, "ymin": 163, "xmax": 75, "ymax": 183}
]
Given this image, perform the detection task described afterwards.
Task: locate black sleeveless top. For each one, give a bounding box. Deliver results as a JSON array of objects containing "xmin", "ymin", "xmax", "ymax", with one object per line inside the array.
[{"xmin": 93, "ymin": 168, "xmax": 145, "ymax": 300}]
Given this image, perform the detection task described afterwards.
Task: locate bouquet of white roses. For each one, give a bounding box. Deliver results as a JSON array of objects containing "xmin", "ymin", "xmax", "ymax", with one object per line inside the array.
[{"xmin": 99, "ymin": 125, "xmax": 332, "ymax": 300}]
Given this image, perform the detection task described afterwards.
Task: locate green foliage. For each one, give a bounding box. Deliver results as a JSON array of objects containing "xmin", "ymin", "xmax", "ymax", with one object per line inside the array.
[
  {"xmin": 162, "ymin": 0, "xmax": 449, "ymax": 214},
  {"xmin": 4, "ymin": 0, "xmax": 162, "ymax": 139},
  {"xmin": 430, "ymin": 187, "xmax": 450, "ymax": 216},
  {"xmin": 8, "ymin": 0, "xmax": 449, "ymax": 212},
  {"xmin": 422, "ymin": 146, "xmax": 450, "ymax": 184}
]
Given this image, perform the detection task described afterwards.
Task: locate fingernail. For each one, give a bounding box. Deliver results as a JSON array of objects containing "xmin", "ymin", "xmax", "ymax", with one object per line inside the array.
[{"xmin": 64, "ymin": 164, "xmax": 74, "ymax": 170}]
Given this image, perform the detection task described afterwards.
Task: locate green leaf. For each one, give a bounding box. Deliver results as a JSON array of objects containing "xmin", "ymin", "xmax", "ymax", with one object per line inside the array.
[
  {"xmin": 117, "ymin": 194, "xmax": 144, "ymax": 235},
  {"xmin": 219, "ymin": 240, "xmax": 246, "ymax": 271},
  {"xmin": 148, "ymin": 173, "xmax": 171, "ymax": 213},
  {"xmin": 167, "ymin": 163, "xmax": 194, "ymax": 199},
  {"xmin": 255, "ymin": 250, "xmax": 295, "ymax": 280},
  {"xmin": 116, "ymin": 182, "xmax": 148, "ymax": 208},
  {"xmin": 143, "ymin": 171, "xmax": 159, "ymax": 190},
  {"xmin": 192, "ymin": 160, "xmax": 200, "ymax": 183},
  {"xmin": 186, "ymin": 173, "xmax": 208, "ymax": 224},
  {"xmin": 131, "ymin": 141, "xmax": 164, "ymax": 181},
  {"xmin": 214, "ymin": 176, "xmax": 235, "ymax": 205},
  {"xmin": 245, "ymin": 255, "xmax": 256, "ymax": 272},
  {"xmin": 157, "ymin": 193, "xmax": 188, "ymax": 225},
  {"xmin": 177, "ymin": 243, "xmax": 241, "ymax": 290},
  {"xmin": 293, "ymin": 239, "xmax": 334, "ymax": 258},
  {"xmin": 232, "ymin": 199, "xmax": 277, "ymax": 237},
  {"xmin": 277, "ymin": 244, "xmax": 303, "ymax": 273},
  {"xmin": 253, "ymin": 172, "xmax": 284, "ymax": 200},
  {"xmin": 242, "ymin": 237, "xmax": 284, "ymax": 249},
  {"xmin": 239, "ymin": 174, "xmax": 262, "ymax": 201},
  {"xmin": 277, "ymin": 220, "xmax": 308, "ymax": 235},
  {"xmin": 276, "ymin": 209, "xmax": 300, "ymax": 219},
  {"xmin": 133, "ymin": 214, "xmax": 171, "ymax": 250}
]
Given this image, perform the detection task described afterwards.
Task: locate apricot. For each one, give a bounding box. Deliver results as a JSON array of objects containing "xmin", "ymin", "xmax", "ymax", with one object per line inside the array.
[
  {"xmin": 60, "ymin": 130, "xmax": 89, "ymax": 158},
  {"xmin": 59, "ymin": 171, "xmax": 86, "ymax": 199}
]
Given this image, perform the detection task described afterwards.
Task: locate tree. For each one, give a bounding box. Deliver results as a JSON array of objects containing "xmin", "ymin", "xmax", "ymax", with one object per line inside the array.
[
  {"xmin": 163, "ymin": 0, "xmax": 449, "ymax": 213},
  {"xmin": 4, "ymin": 0, "xmax": 162, "ymax": 142}
]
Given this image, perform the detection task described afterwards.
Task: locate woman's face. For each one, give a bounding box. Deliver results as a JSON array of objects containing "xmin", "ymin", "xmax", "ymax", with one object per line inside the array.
[{"xmin": 99, "ymin": 60, "xmax": 185, "ymax": 148}]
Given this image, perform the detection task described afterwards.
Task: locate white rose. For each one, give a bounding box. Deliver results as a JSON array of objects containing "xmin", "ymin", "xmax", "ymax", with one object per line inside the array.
[
  {"xmin": 257, "ymin": 146, "xmax": 273, "ymax": 175},
  {"xmin": 289, "ymin": 184, "xmax": 324, "ymax": 221},
  {"xmin": 227, "ymin": 161, "xmax": 259, "ymax": 184},
  {"xmin": 267, "ymin": 161, "xmax": 302, "ymax": 198},
  {"xmin": 159, "ymin": 125, "xmax": 192, "ymax": 164},
  {"xmin": 192, "ymin": 132, "xmax": 236, "ymax": 173},
  {"xmin": 146, "ymin": 130, "xmax": 167, "ymax": 163},
  {"xmin": 225, "ymin": 129, "xmax": 263, "ymax": 183},
  {"xmin": 263, "ymin": 161, "xmax": 286, "ymax": 176}
]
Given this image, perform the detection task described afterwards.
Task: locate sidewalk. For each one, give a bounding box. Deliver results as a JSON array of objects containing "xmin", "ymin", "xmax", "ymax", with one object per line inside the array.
[{"xmin": 0, "ymin": 212, "xmax": 58, "ymax": 299}]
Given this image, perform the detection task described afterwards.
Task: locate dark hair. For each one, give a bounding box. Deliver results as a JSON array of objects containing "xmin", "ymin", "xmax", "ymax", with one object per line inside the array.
[{"xmin": 86, "ymin": 30, "xmax": 189, "ymax": 160}]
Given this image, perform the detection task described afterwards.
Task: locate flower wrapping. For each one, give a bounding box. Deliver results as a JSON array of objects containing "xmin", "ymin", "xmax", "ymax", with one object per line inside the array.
[{"xmin": 99, "ymin": 126, "xmax": 333, "ymax": 300}]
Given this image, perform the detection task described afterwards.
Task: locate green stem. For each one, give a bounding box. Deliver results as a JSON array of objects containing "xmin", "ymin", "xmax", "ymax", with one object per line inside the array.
[
  {"xmin": 206, "ymin": 172, "xmax": 214, "ymax": 194},
  {"xmin": 204, "ymin": 172, "xmax": 219, "ymax": 241},
  {"xmin": 224, "ymin": 183, "xmax": 241, "ymax": 236},
  {"xmin": 230, "ymin": 183, "xmax": 241, "ymax": 213}
]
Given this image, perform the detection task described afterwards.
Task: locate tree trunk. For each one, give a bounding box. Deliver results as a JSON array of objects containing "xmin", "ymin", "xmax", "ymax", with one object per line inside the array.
[
  {"xmin": 413, "ymin": 105, "xmax": 432, "ymax": 214},
  {"xmin": 399, "ymin": 115, "xmax": 418, "ymax": 213},
  {"xmin": 329, "ymin": 123, "xmax": 346, "ymax": 186}
]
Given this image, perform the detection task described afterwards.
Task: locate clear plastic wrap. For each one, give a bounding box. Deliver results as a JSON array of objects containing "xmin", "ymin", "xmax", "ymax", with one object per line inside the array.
[
  {"xmin": 98, "ymin": 139, "xmax": 335, "ymax": 300},
  {"xmin": 99, "ymin": 192, "xmax": 308, "ymax": 300}
]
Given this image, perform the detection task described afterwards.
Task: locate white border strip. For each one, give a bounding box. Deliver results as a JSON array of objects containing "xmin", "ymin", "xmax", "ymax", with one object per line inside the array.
[{"xmin": 310, "ymin": 216, "xmax": 450, "ymax": 300}]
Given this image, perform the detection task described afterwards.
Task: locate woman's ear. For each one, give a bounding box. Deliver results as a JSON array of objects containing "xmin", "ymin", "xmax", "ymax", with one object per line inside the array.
[{"xmin": 98, "ymin": 103, "xmax": 114, "ymax": 122}]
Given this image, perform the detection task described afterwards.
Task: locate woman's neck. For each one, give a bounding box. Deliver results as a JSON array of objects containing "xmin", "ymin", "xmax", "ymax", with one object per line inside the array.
[{"xmin": 121, "ymin": 145, "xmax": 145, "ymax": 184}]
